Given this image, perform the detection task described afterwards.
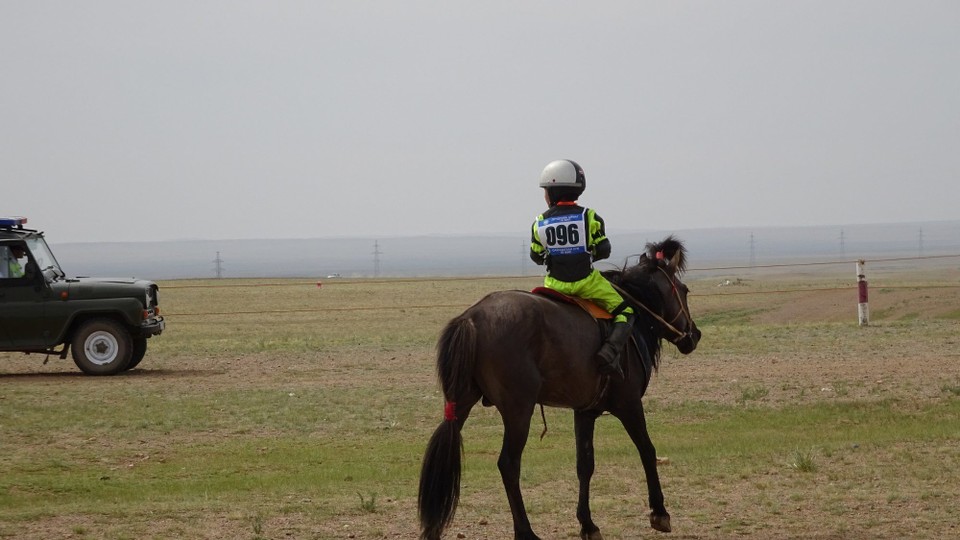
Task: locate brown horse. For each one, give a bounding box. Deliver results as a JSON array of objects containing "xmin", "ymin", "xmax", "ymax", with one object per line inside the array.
[{"xmin": 418, "ymin": 236, "xmax": 701, "ymax": 540}]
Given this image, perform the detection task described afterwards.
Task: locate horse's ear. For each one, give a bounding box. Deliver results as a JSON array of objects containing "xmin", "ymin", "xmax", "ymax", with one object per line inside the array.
[{"xmin": 654, "ymin": 249, "xmax": 672, "ymax": 269}]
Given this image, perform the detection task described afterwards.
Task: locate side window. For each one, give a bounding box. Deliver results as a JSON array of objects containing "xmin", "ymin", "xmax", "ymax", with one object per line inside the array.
[{"xmin": 0, "ymin": 245, "xmax": 28, "ymax": 281}]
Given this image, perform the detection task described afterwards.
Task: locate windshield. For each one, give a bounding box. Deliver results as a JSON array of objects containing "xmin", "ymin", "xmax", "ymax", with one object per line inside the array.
[{"xmin": 25, "ymin": 236, "xmax": 65, "ymax": 280}]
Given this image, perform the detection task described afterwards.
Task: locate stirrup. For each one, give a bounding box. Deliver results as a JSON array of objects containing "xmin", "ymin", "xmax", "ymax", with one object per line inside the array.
[{"xmin": 596, "ymin": 347, "xmax": 624, "ymax": 379}]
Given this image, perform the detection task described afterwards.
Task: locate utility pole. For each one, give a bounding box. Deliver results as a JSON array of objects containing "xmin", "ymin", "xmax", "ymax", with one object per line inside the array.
[
  {"xmin": 918, "ymin": 228, "xmax": 924, "ymax": 257},
  {"xmin": 520, "ymin": 240, "xmax": 527, "ymax": 276},
  {"xmin": 372, "ymin": 240, "xmax": 382, "ymax": 278},
  {"xmin": 839, "ymin": 229, "xmax": 846, "ymax": 258},
  {"xmin": 749, "ymin": 233, "xmax": 756, "ymax": 267},
  {"xmin": 213, "ymin": 251, "xmax": 225, "ymax": 279}
]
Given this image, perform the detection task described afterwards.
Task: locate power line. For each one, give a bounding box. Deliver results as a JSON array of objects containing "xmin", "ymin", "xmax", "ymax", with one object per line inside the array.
[
  {"xmin": 160, "ymin": 253, "xmax": 960, "ymax": 291},
  {"xmin": 165, "ymin": 282, "xmax": 960, "ymax": 316},
  {"xmin": 689, "ymin": 253, "xmax": 960, "ymax": 272},
  {"xmin": 161, "ymin": 252, "xmax": 960, "ymax": 316}
]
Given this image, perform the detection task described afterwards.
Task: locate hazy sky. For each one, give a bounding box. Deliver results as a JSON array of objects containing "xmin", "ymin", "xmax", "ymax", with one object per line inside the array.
[{"xmin": 2, "ymin": 1, "xmax": 957, "ymax": 243}]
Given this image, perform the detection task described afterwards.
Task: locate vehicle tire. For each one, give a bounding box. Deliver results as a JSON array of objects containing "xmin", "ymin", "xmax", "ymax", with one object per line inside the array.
[
  {"xmin": 71, "ymin": 319, "xmax": 133, "ymax": 375},
  {"xmin": 126, "ymin": 337, "xmax": 148, "ymax": 371}
]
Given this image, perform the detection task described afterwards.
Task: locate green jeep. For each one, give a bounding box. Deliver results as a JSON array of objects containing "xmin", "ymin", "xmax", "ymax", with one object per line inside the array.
[{"xmin": 0, "ymin": 217, "xmax": 165, "ymax": 375}]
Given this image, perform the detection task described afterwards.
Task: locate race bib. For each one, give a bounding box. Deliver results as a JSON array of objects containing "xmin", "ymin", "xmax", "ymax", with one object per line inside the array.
[{"xmin": 537, "ymin": 210, "xmax": 588, "ymax": 256}]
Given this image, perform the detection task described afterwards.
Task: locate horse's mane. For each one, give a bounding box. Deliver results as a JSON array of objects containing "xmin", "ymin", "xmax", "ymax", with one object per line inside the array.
[
  {"xmin": 605, "ymin": 235, "xmax": 688, "ymax": 282},
  {"xmin": 600, "ymin": 235, "xmax": 688, "ymax": 372}
]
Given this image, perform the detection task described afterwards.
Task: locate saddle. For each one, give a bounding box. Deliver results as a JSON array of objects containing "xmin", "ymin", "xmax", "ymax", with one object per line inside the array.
[{"xmin": 531, "ymin": 287, "xmax": 612, "ymax": 320}]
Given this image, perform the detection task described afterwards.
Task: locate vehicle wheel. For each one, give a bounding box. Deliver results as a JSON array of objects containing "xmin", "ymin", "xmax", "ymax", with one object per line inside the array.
[
  {"xmin": 71, "ymin": 319, "xmax": 132, "ymax": 375},
  {"xmin": 126, "ymin": 337, "xmax": 148, "ymax": 371}
]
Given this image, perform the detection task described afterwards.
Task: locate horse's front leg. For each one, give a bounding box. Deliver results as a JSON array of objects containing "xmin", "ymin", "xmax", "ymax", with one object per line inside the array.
[
  {"xmin": 615, "ymin": 402, "xmax": 672, "ymax": 533},
  {"xmin": 574, "ymin": 410, "xmax": 604, "ymax": 540},
  {"xmin": 497, "ymin": 403, "xmax": 542, "ymax": 540}
]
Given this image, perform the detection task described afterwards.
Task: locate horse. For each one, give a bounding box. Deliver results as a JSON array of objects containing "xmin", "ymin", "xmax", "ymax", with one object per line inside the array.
[{"xmin": 418, "ymin": 236, "xmax": 701, "ymax": 540}]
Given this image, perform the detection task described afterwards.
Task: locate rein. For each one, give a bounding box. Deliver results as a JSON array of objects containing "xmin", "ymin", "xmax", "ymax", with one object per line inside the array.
[{"xmin": 611, "ymin": 271, "xmax": 691, "ymax": 343}]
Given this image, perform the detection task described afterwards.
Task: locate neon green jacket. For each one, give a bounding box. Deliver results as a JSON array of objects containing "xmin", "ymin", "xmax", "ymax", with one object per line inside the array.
[
  {"xmin": 530, "ymin": 203, "xmax": 610, "ymax": 282},
  {"xmin": 530, "ymin": 202, "xmax": 632, "ymax": 323}
]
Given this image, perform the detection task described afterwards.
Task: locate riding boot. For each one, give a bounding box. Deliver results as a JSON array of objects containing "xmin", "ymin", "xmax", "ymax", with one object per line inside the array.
[{"xmin": 595, "ymin": 315, "xmax": 635, "ymax": 378}]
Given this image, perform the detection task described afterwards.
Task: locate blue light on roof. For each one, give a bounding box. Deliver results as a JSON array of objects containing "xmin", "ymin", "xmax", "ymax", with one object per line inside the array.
[{"xmin": 0, "ymin": 217, "xmax": 28, "ymax": 227}]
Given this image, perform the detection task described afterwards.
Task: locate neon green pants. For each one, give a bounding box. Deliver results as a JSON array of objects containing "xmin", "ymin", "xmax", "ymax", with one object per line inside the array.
[{"xmin": 544, "ymin": 269, "xmax": 633, "ymax": 323}]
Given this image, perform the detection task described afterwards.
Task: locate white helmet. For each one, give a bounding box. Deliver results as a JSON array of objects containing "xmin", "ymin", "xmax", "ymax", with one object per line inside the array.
[{"xmin": 539, "ymin": 159, "xmax": 586, "ymax": 189}]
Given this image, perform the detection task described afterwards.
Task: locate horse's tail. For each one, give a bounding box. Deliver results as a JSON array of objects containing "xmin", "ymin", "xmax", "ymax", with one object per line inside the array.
[
  {"xmin": 418, "ymin": 418, "xmax": 463, "ymax": 540},
  {"xmin": 436, "ymin": 314, "xmax": 478, "ymax": 401},
  {"xmin": 418, "ymin": 315, "xmax": 477, "ymax": 540}
]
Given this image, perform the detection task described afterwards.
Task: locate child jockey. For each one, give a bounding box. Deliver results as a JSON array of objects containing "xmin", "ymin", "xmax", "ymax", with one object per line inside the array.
[{"xmin": 530, "ymin": 159, "xmax": 635, "ymax": 378}]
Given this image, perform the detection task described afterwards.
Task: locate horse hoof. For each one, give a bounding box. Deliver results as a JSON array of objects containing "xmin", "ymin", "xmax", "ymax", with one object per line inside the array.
[
  {"xmin": 580, "ymin": 530, "xmax": 604, "ymax": 540},
  {"xmin": 649, "ymin": 512, "xmax": 672, "ymax": 533}
]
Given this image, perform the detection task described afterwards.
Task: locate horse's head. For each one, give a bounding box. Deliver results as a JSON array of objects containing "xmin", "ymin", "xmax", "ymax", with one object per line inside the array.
[{"xmin": 615, "ymin": 236, "xmax": 701, "ymax": 354}]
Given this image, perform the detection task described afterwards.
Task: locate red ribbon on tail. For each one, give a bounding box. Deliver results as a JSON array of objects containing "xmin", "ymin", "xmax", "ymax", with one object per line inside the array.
[{"xmin": 443, "ymin": 401, "xmax": 457, "ymax": 422}]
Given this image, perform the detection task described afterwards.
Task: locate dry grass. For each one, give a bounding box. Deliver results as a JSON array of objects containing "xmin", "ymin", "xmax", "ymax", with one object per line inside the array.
[{"xmin": 1, "ymin": 266, "xmax": 959, "ymax": 539}]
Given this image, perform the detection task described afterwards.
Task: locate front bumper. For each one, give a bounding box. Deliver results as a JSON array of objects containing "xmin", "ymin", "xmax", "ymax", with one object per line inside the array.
[{"xmin": 141, "ymin": 316, "xmax": 165, "ymax": 337}]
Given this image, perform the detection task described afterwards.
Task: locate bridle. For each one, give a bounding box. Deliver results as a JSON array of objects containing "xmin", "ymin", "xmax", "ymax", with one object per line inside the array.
[{"xmin": 611, "ymin": 267, "xmax": 695, "ymax": 345}]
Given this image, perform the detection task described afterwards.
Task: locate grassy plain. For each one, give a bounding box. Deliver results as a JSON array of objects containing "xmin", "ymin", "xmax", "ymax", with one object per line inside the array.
[{"xmin": 1, "ymin": 266, "xmax": 959, "ymax": 539}]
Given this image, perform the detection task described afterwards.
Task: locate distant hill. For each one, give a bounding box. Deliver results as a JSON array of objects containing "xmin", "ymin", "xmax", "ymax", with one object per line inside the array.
[{"xmin": 49, "ymin": 221, "xmax": 960, "ymax": 280}]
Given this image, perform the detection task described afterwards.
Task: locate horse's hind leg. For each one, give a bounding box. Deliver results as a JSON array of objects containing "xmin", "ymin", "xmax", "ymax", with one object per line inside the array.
[
  {"xmin": 615, "ymin": 403, "xmax": 672, "ymax": 533},
  {"xmin": 574, "ymin": 410, "xmax": 604, "ymax": 540},
  {"xmin": 497, "ymin": 401, "xmax": 542, "ymax": 540}
]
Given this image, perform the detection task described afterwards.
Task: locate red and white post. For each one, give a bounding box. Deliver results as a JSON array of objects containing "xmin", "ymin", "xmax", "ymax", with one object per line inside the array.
[{"xmin": 856, "ymin": 259, "xmax": 869, "ymax": 326}]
